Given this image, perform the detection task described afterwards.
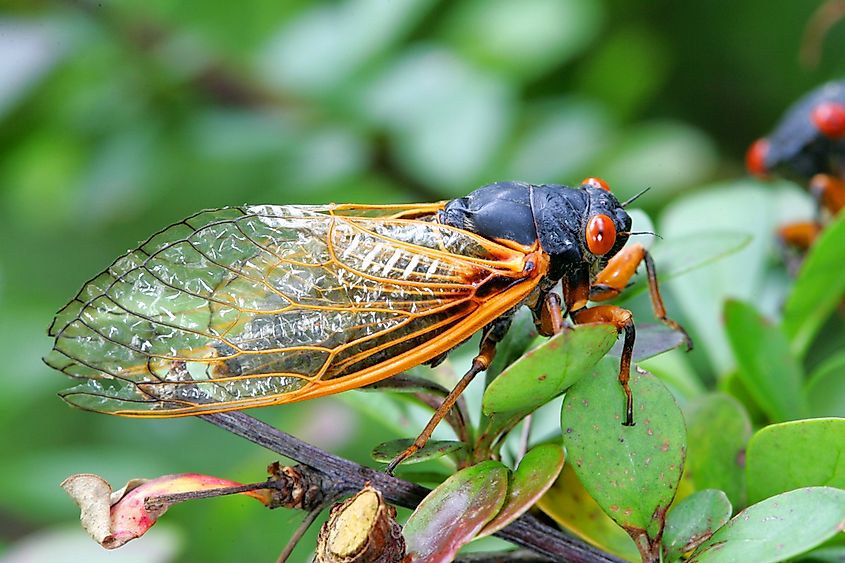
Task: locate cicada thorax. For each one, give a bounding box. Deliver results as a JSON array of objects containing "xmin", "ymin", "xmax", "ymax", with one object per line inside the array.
[
  {"xmin": 440, "ymin": 181, "xmax": 632, "ymax": 312},
  {"xmin": 48, "ymin": 203, "xmax": 544, "ymax": 415}
]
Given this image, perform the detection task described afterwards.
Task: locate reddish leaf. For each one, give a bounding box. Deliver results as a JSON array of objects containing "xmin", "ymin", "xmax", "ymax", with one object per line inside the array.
[
  {"xmin": 62, "ymin": 473, "xmax": 271, "ymax": 549},
  {"xmin": 478, "ymin": 443, "xmax": 564, "ymax": 537},
  {"xmin": 403, "ymin": 461, "xmax": 509, "ymax": 563}
]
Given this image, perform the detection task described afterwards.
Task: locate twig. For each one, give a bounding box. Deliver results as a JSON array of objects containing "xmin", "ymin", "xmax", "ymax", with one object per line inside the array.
[
  {"xmin": 202, "ymin": 412, "xmax": 623, "ymax": 563},
  {"xmin": 276, "ymin": 506, "xmax": 324, "ymax": 563},
  {"xmin": 801, "ymin": 0, "xmax": 845, "ymax": 68}
]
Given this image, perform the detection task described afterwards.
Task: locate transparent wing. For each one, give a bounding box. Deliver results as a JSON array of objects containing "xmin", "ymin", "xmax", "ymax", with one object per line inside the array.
[{"xmin": 46, "ymin": 204, "xmax": 541, "ymax": 416}]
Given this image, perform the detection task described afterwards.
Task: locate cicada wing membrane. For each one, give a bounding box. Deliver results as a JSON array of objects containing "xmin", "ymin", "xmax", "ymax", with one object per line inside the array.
[{"xmin": 46, "ymin": 204, "xmax": 545, "ymax": 417}]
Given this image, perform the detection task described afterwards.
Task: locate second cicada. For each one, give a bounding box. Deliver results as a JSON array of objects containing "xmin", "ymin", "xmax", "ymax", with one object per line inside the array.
[{"xmin": 45, "ymin": 178, "xmax": 690, "ymax": 470}]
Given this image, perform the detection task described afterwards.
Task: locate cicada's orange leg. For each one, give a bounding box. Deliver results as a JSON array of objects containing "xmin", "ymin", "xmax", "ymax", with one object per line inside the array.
[
  {"xmin": 810, "ymin": 173, "xmax": 845, "ymax": 215},
  {"xmin": 778, "ymin": 221, "xmax": 822, "ymax": 250},
  {"xmin": 386, "ymin": 326, "xmax": 501, "ymax": 474},
  {"xmin": 783, "ymin": 174, "xmax": 845, "ymax": 250},
  {"xmin": 572, "ymin": 305, "xmax": 637, "ymax": 425},
  {"xmin": 591, "ymin": 243, "xmax": 692, "ymax": 348},
  {"xmin": 537, "ymin": 291, "xmax": 564, "ymax": 337},
  {"xmin": 574, "ymin": 243, "xmax": 691, "ymax": 425}
]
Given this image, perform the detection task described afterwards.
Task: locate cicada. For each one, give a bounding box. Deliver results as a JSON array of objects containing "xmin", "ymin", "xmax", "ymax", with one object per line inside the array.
[
  {"xmin": 46, "ymin": 178, "xmax": 690, "ymax": 470},
  {"xmin": 747, "ymin": 78, "xmax": 845, "ymax": 249}
]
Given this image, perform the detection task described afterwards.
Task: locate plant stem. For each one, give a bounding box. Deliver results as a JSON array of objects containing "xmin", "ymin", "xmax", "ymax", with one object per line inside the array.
[{"xmin": 202, "ymin": 412, "xmax": 623, "ymax": 563}]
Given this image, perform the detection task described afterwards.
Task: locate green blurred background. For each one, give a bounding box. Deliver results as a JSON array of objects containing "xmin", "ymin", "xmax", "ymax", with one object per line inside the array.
[{"xmin": 1, "ymin": 0, "xmax": 843, "ymax": 561}]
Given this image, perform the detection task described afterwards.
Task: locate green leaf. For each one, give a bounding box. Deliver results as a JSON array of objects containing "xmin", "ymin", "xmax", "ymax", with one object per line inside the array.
[
  {"xmin": 478, "ymin": 443, "xmax": 564, "ymax": 537},
  {"xmin": 689, "ymin": 487, "xmax": 845, "ymax": 563},
  {"xmin": 745, "ymin": 418, "xmax": 845, "ymax": 504},
  {"xmin": 783, "ymin": 211, "xmax": 845, "ymax": 357},
  {"xmin": 371, "ymin": 439, "xmax": 465, "ymax": 465},
  {"xmin": 649, "ymin": 231, "xmax": 752, "ymax": 284},
  {"xmin": 658, "ymin": 183, "xmax": 803, "ymax": 375},
  {"xmin": 800, "ymin": 545, "xmax": 845, "ymax": 562},
  {"xmin": 684, "ymin": 394, "xmax": 752, "ymax": 508},
  {"xmin": 537, "ymin": 463, "xmax": 640, "ymax": 561},
  {"xmin": 615, "ymin": 230, "xmax": 752, "ymax": 307},
  {"xmin": 482, "ymin": 324, "xmax": 618, "ymax": 414},
  {"xmin": 806, "ymin": 351, "xmax": 845, "ymax": 417},
  {"xmin": 403, "ymin": 461, "xmax": 509, "ymax": 563},
  {"xmin": 662, "ymin": 489, "xmax": 732, "ymax": 562},
  {"xmin": 724, "ymin": 299, "xmax": 807, "ymax": 422},
  {"xmin": 561, "ymin": 359, "xmax": 686, "ymax": 550}
]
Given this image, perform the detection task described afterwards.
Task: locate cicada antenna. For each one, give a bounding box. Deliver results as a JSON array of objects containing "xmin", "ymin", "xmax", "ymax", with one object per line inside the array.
[
  {"xmin": 622, "ymin": 230, "xmax": 663, "ymax": 239},
  {"xmin": 621, "ymin": 187, "xmax": 651, "ymax": 208}
]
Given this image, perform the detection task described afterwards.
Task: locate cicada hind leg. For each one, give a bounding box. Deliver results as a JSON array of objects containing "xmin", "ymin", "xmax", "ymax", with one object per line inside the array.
[
  {"xmin": 572, "ymin": 243, "xmax": 692, "ymax": 426},
  {"xmin": 385, "ymin": 316, "xmax": 513, "ymax": 475}
]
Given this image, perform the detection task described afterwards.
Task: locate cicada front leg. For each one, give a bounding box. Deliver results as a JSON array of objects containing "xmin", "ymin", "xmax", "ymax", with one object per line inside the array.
[
  {"xmin": 573, "ymin": 243, "xmax": 691, "ymax": 425},
  {"xmin": 779, "ymin": 174, "xmax": 845, "ymax": 250},
  {"xmin": 809, "ymin": 173, "xmax": 845, "ymax": 215},
  {"xmin": 534, "ymin": 291, "xmax": 565, "ymax": 337}
]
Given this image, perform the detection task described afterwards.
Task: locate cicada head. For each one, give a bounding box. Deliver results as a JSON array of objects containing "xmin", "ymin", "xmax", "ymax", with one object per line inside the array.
[{"xmin": 579, "ymin": 180, "xmax": 632, "ymax": 271}]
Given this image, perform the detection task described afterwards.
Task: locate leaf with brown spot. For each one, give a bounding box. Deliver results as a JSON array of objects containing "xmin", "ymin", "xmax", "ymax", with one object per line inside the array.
[
  {"xmin": 662, "ymin": 489, "xmax": 732, "ymax": 562},
  {"xmin": 561, "ymin": 359, "xmax": 686, "ymax": 561},
  {"xmin": 482, "ymin": 324, "xmax": 618, "ymax": 414}
]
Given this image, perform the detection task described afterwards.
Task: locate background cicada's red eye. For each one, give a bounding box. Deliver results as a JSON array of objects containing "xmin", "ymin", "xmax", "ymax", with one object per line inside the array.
[
  {"xmin": 811, "ymin": 101, "xmax": 845, "ymax": 139},
  {"xmin": 746, "ymin": 138, "xmax": 769, "ymax": 177},
  {"xmin": 582, "ymin": 177, "xmax": 611, "ymax": 192},
  {"xmin": 586, "ymin": 214, "xmax": 616, "ymax": 255}
]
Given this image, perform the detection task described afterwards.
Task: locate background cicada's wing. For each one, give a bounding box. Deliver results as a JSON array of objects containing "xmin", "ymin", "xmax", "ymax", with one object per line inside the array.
[{"xmin": 46, "ymin": 204, "xmax": 537, "ymax": 416}]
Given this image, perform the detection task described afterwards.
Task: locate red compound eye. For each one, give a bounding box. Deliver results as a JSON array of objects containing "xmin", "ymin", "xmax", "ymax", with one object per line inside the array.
[
  {"xmin": 811, "ymin": 101, "xmax": 845, "ymax": 139},
  {"xmin": 582, "ymin": 177, "xmax": 611, "ymax": 192},
  {"xmin": 586, "ymin": 214, "xmax": 616, "ymax": 255},
  {"xmin": 746, "ymin": 138, "xmax": 770, "ymax": 177}
]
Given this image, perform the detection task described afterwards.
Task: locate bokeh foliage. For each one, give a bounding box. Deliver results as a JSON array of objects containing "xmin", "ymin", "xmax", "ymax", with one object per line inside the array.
[{"xmin": 1, "ymin": 0, "xmax": 844, "ymax": 561}]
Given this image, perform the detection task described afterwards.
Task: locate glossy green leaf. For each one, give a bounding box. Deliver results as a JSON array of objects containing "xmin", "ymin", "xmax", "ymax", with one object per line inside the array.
[
  {"xmin": 689, "ymin": 487, "xmax": 845, "ymax": 563},
  {"xmin": 478, "ymin": 443, "xmax": 564, "ymax": 537},
  {"xmin": 403, "ymin": 461, "xmax": 509, "ymax": 563},
  {"xmin": 561, "ymin": 359, "xmax": 686, "ymax": 550},
  {"xmin": 662, "ymin": 489, "xmax": 732, "ymax": 562},
  {"xmin": 537, "ymin": 463, "xmax": 640, "ymax": 561},
  {"xmin": 745, "ymin": 418, "xmax": 845, "ymax": 504},
  {"xmin": 371, "ymin": 439, "xmax": 465, "ymax": 465},
  {"xmin": 684, "ymin": 394, "xmax": 751, "ymax": 508},
  {"xmin": 724, "ymin": 299, "xmax": 807, "ymax": 422},
  {"xmin": 482, "ymin": 324, "xmax": 618, "ymax": 414},
  {"xmin": 806, "ymin": 351, "xmax": 845, "ymax": 417},
  {"xmin": 784, "ymin": 211, "xmax": 845, "ymax": 357}
]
